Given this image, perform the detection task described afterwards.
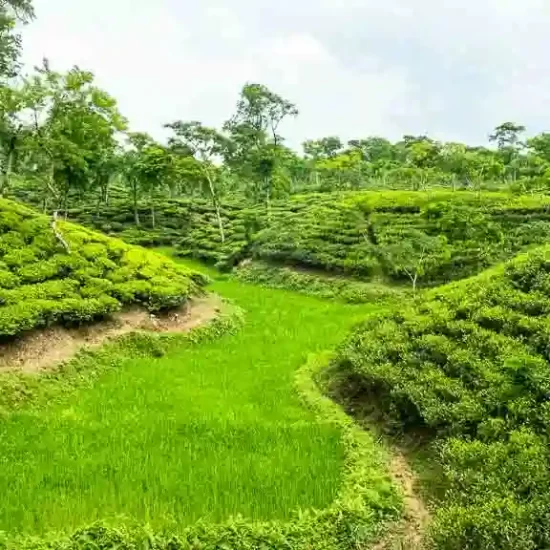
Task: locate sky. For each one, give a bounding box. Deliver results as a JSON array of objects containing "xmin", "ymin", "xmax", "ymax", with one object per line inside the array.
[{"xmin": 20, "ymin": 0, "xmax": 550, "ymax": 150}]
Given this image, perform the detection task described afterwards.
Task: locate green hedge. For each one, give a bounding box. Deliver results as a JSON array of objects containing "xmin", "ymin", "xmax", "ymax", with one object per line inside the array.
[
  {"xmin": 0, "ymin": 199, "xmax": 207, "ymax": 339},
  {"xmin": 69, "ymin": 199, "xmax": 261, "ymax": 270},
  {"xmin": 329, "ymin": 245, "xmax": 550, "ymax": 549},
  {"xmin": 68, "ymin": 191, "xmax": 550, "ymax": 287},
  {"xmin": 235, "ymin": 260, "xmax": 405, "ymax": 303}
]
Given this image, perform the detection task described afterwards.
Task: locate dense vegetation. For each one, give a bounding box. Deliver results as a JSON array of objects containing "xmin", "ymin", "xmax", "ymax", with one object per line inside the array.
[
  {"xmin": 2, "ymin": 0, "xmax": 550, "ymax": 223},
  {"xmin": 329, "ymin": 246, "xmax": 550, "ymax": 548},
  {"xmin": 0, "ymin": 260, "xmax": 400, "ymax": 549},
  {"xmin": 2, "ymin": 2, "xmax": 550, "ymax": 549},
  {"xmin": 235, "ymin": 260, "xmax": 404, "ymax": 303},
  {"xmin": 0, "ymin": 199, "xmax": 206, "ymax": 339},
  {"xmin": 71, "ymin": 191, "xmax": 550, "ymax": 288}
]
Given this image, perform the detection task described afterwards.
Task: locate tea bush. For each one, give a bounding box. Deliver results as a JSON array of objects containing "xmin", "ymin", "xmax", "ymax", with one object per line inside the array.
[
  {"xmin": 0, "ymin": 199, "xmax": 207, "ymax": 339},
  {"xmin": 69, "ymin": 191, "xmax": 550, "ymax": 286},
  {"xmin": 69, "ymin": 199, "xmax": 262, "ymax": 270},
  {"xmin": 330, "ymin": 245, "xmax": 550, "ymax": 549},
  {"xmin": 235, "ymin": 260, "xmax": 405, "ymax": 303}
]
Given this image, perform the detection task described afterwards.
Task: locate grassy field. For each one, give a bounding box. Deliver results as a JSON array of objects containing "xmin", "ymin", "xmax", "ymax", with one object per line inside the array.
[{"xmin": 0, "ymin": 254, "xmax": 382, "ymax": 537}]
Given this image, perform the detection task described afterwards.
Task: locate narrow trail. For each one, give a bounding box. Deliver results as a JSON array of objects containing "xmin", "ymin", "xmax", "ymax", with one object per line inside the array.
[
  {"xmin": 371, "ymin": 452, "xmax": 431, "ymax": 549},
  {"xmin": 0, "ymin": 295, "xmax": 222, "ymax": 373}
]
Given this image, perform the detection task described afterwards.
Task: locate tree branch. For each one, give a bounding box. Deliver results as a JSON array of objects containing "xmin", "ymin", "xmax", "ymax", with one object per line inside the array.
[{"xmin": 51, "ymin": 210, "xmax": 70, "ymax": 253}]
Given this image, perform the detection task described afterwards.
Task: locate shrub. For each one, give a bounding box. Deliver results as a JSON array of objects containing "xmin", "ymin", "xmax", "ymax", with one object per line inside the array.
[
  {"xmin": 0, "ymin": 199, "xmax": 207, "ymax": 339},
  {"xmin": 235, "ymin": 261, "xmax": 405, "ymax": 303},
  {"xmin": 67, "ymin": 191, "xmax": 550, "ymax": 287},
  {"xmin": 330, "ymin": 245, "xmax": 550, "ymax": 548}
]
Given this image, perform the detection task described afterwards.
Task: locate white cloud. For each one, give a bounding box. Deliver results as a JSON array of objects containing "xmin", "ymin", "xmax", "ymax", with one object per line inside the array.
[{"xmin": 19, "ymin": 0, "xmax": 550, "ymax": 148}]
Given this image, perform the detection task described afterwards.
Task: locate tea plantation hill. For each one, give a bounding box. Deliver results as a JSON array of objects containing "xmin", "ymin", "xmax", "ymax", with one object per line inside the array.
[
  {"xmin": 329, "ymin": 244, "xmax": 550, "ymax": 549},
  {"xmin": 69, "ymin": 190, "xmax": 550, "ymax": 287},
  {"xmin": 0, "ymin": 198, "xmax": 207, "ymax": 340}
]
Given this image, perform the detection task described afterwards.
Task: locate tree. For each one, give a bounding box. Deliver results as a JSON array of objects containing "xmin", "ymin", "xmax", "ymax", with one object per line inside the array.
[
  {"xmin": 21, "ymin": 61, "xmax": 127, "ymax": 213},
  {"xmin": 489, "ymin": 122, "xmax": 526, "ymax": 150},
  {"xmin": 224, "ymin": 83, "xmax": 298, "ymax": 210},
  {"xmin": 347, "ymin": 137, "xmax": 395, "ymax": 163},
  {"xmin": 0, "ymin": 83, "xmax": 26, "ymax": 195},
  {"xmin": 0, "ymin": 0, "xmax": 34, "ymax": 79},
  {"xmin": 91, "ymin": 147, "xmax": 120, "ymax": 210},
  {"xmin": 303, "ymin": 137, "xmax": 343, "ymax": 160},
  {"xmin": 225, "ymin": 83, "xmax": 298, "ymax": 147},
  {"xmin": 316, "ymin": 150, "xmax": 364, "ymax": 190},
  {"xmin": 489, "ymin": 122, "xmax": 526, "ymax": 181},
  {"xmin": 135, "ymin": 143, "xmax": 173, "ymax": 228},
  {"xmin": 381, "ymin": 231, "xmax": 450, "ymax": 291},
  {"xmin": 121, "ymin": 132, "xmax": 154, "ymax": 226},
  {"xmin": 165, "ymin": 121, "xmax": 230, "ymax": 242},
  {"xmin": 527, "ymin": 133, "xmax": 550, "ymax": 163}
]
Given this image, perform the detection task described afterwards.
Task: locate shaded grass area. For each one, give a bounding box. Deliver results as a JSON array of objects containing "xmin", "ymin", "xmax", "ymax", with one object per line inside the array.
[{"xmin": 0, "ymin": 254, "xmax": 382, "ymax": 537}]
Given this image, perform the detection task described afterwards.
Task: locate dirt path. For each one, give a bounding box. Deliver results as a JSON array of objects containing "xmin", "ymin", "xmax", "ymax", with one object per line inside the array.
[
  {"xmin": 0, "ymin": 294, "xmax": 222, "ymax": 373},
  {"xmin": 371, "ymin": 451, "xmax": 431, "ymax": 549}
]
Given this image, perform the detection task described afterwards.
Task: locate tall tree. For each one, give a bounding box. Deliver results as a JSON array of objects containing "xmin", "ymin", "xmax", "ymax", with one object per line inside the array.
[
  {"xmin": 303, "ymin": 137, "xmax": 343, "ymax": 160},
  {"xmin": 224, "ymin": 83, "xmax": 298, "ymax": 210},
  {"xmin": 489, "ymin": 122, "xmax": 526, "ymax": 181},
  {"xmin": 122, "ymin": 132, "xmax": 154, "ymax": 226},
  {"xmin": 347, "ymin": 137, "xmax": 395, "ymax": 163},
  {"xmin": 165, "ymin": 121, "xmax": 230, "ymax": 242},
  {"xmin": 0, "ymin": 0, "xmax": 34, "ymax": 79},
  {"xmin": 21, "ymin": 61, "xmax": 127, "ymax": 212},
  {"xmin": 225, "ymin": 83, "xmax": 298, "ymax": 147},
  {"xmin": 0, "ymin": 83, "xmax": 25, "ymax": 195}
]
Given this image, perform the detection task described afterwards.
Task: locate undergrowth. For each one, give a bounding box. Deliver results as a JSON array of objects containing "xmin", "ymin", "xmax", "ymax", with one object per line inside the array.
[{"xmin": 235, "ymin": 260, "xmax": 406, "ymax": 303}]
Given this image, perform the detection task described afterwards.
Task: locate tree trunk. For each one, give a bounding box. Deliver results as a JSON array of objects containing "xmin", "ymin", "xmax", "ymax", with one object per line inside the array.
[
  {"xmin": 62, "ymin": 188, "xmax": 69, "ymax": 220},
  {"xmin": 214, "ymin": 201, "xmax": 225, "ymax": 244},
  {"xmin": 265, "ymin": 178, "xmax": 272, "ymax": 221},
  {"xmin": 0, "ymin": 149, "xmax": 14, "ymax": 197},
  {"xmin": 133, "ymin": 184, "xmax": 140, "ymax": 226},
  {"xmin": 205, "ymin": 170, "xmax": 225, "ymax": 243},
  {"xmin": 151, "ymin": 203, "xmax": 156, "ymax": 229},
  {"xmin": 51, "ymin": 211, "xmax": 70, "ymax": 253}
]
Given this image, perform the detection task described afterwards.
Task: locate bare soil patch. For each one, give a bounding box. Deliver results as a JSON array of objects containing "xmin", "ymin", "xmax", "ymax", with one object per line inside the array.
[
  {"xmin": 371, "ymin": 451, "xmax": 431, "ymax": 550},
  {"xmin": 0, "ymin": 294, "xmax": 222, "ymax": 373}
]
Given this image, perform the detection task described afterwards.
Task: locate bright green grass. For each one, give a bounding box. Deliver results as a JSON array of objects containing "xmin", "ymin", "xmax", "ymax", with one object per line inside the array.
[{"xmin": 0, "ymin": 255, "xmax": 379, "ymax": 537}]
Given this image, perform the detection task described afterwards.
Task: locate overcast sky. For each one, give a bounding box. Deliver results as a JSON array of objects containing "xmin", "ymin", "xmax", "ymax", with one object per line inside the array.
[{"xmin": 20, "ymin": 0, "xmax": 550, "ymax": 149}]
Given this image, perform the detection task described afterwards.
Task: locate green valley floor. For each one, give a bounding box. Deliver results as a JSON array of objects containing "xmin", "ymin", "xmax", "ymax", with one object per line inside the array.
[{"xmin": 0, "ymin": 256, "xmax": 386, "ymax": 537}]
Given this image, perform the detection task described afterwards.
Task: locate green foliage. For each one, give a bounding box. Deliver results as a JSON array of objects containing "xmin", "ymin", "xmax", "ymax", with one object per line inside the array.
[
  {"xmin": 70, "ymin": 198, "xmax": 260, "ymax": 270},
  {"xmin": 0, "ymin": 266, "xmax": 399, "ymax": 549},
  {"xmin": 0, "ymin": 199, "xmax": 206, "ymax": 338},
  {"xmin": 67, "ymin": 191, "xmax": 550, "ymax": 289},
  {"xmin": 236, "ymin": 260, "xmax": 405, "ymax": 303},
  {"xmin": 330, "ymin": 245, "xmax": 550, "ymax": 548}
]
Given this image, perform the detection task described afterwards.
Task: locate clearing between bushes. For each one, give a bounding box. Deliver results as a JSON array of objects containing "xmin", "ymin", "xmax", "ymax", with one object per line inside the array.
[{"xmin": 0, "ymin": 256, "xmax": 400, "ymax": 547}]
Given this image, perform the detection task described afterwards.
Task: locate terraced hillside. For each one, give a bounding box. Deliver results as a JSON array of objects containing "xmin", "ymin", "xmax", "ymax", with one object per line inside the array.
[
  {"xmin": 327, "ymin": 245, "xmax": 550, "ymax": 549},
  {"xmin": 70, "ymin": 191, "xmax": 550, "ymax": 286},
  {"xmin": 0, "ymin": 199, "xmax": 207, "ymax": 340}
]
